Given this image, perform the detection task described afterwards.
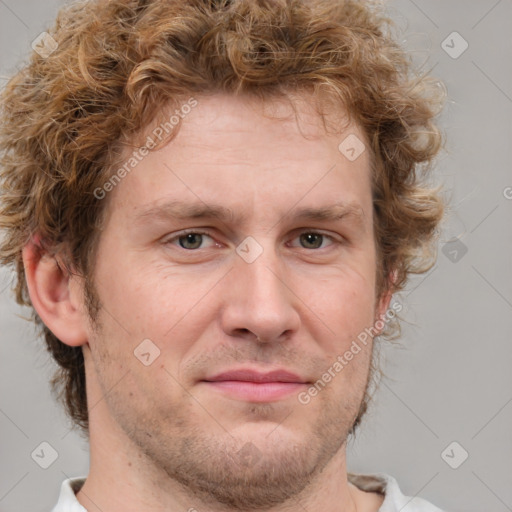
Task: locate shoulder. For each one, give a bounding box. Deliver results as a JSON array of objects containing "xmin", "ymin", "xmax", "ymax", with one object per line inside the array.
[
  {"xmin": 348, "ymin": 472, "xmax": 447, "ymax": 512},
  {"xmin": 51, "ymin": 477, "xmax": 87, "ymax": 512}
]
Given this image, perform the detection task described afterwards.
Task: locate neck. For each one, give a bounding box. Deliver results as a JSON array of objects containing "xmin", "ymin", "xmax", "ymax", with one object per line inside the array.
[{"xmin": 75, "ymin": 413, "xmax": 379, "ymax": 512}]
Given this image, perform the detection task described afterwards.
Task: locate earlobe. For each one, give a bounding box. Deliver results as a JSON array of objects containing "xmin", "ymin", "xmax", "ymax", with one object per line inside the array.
[{"xmin": 22, "ymin": 238, "xmax": 88, "ymax": 347}]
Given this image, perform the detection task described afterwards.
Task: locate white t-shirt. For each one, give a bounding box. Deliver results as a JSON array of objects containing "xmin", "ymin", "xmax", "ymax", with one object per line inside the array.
[{"xmin": 51, "ymin": 472, "xmax": 446, "ymax": 511}]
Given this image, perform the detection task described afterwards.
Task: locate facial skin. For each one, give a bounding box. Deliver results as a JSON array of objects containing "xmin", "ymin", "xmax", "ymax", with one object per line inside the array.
[{"xmin": 24, "ymin": 92, "xmax": 391, "ymax": 512}]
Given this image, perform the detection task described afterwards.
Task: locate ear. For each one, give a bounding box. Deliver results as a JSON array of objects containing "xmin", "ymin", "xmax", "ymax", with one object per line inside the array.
[
  {"xmin": 374, "ymin": 269, "xmax": 398, "ymax": 336},
  {"xmin": 22, "ymin": 237, "xmax": 88, "ymax": 347}
]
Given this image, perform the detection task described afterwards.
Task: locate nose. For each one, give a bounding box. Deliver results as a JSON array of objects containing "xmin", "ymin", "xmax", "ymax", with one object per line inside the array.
[{"xmin": 219, "ymin": 241, "xmax": 301, "ymax": 344}]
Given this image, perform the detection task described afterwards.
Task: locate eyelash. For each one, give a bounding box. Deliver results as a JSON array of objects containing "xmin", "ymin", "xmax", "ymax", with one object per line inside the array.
[{"xmin": 164, "ymin": 229, "xmax": 341, "ymax": 250}]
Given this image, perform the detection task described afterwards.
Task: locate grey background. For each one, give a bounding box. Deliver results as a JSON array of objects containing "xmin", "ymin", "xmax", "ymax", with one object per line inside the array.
[{"xmin": 0, "ymin": 1, "xmax": 511, "ymax": 511}]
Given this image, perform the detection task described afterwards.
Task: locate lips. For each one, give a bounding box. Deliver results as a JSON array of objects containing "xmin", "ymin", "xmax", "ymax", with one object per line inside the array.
[
  {"xmin": 201, "ymin": 368, "xmax": 309, "ymax": 402},
  {"xmin": 204, "ymin": 369, "xmax": 307, "ymax": 384}
]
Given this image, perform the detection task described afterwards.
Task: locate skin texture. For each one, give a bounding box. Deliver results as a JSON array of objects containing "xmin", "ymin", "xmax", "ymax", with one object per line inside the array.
[{"xmin": 23, "ymin": 92, "xmax": 391, "ymax": 512}]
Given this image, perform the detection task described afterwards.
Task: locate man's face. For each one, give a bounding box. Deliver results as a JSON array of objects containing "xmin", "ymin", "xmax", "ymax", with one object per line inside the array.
[{"xmin": 83, "ymin": 93, "xmax": 390, "ymax": 508}]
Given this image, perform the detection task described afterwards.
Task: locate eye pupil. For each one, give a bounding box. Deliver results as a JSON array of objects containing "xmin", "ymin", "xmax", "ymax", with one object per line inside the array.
[
  {"xmin": 179, "ymin": 233, "xmax": 203, "ymax": 250},
  {"xmin": 174, "ymin": 232, "xmax": 328, "ymax": 251},
  {"xmin": 300, "ymin": 233, "xmax": 322, "ymax": 249}
]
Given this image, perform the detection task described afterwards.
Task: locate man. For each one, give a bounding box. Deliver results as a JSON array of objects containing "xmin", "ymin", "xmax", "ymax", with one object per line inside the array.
[{"xmin": 0, "ymin": 0, "xmax": 447, "ymax": 510}]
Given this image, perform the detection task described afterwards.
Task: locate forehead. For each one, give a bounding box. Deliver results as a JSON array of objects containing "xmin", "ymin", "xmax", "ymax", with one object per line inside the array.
[
  {"xmin": 105, "ymin": 91, "xmax": 372, "ymax": 227},
  {"xmin": 172, "ymin": 92, "xmax": 359, "ymax": 151}
]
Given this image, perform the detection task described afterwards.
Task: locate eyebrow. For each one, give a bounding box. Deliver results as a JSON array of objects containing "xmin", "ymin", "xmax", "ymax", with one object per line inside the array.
[{"xmin": 133, "ymin": 199, "xmax": 366, "ymax": 230}]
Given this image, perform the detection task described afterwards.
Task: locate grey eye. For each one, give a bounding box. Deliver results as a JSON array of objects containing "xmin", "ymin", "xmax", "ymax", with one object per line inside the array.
[{"xmin": 178, "ymin": 233, "xmax": 204, "ymax": 250}]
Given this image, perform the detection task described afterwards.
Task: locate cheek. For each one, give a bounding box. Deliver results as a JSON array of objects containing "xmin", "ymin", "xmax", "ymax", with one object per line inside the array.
[
  {"xmin": 306, "ymin": 279, "xmax": 376, "ymax": 405},
  {"xmin": 91, "ymin": 254, "xmax": 219, "ymax": 374},
  {"xmin": 299, "ymin": 263, "xmax": 377, "ymax": 351},
  {"xmin": 93, "ymin": 253, "xmax": 184, "ymax": 332}
]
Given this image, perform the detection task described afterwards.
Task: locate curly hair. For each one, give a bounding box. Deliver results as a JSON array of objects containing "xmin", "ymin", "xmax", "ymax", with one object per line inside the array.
[{"xmin": 0, "ymin": 0, "xmax": 445, "ymax": 436}]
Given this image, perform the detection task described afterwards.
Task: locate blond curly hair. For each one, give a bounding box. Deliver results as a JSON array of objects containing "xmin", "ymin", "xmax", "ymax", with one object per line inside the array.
[{"xmin": 0, "ymin": 0, "xmax": 445, "ymax": 435}]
